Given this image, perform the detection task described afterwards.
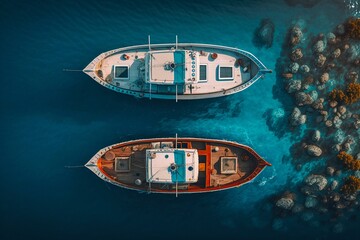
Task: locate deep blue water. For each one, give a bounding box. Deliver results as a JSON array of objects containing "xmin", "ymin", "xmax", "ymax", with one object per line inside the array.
[{"xmin": 1, "ymin": 0, "xmax": 358, "ymax": 239}]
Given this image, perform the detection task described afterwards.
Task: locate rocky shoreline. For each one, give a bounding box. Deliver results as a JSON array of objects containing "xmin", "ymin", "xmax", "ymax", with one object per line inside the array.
[{"xmin": 271, "ymin": 17, "xmax": 360, "ymax": 233}]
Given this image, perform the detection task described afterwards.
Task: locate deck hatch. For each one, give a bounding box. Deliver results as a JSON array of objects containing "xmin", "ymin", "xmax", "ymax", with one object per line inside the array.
[
  {"xmin": 220, "ymin": 157, "xmax": 238, "ymax": 174},
  {"xmin": 114, "ymin": 65, "xmax": 129, "ymax": 79},
  {"xmin": 218, "ymin": 66, "xmax": 233, "ymax": 80},
  {"xmin": 115, "ymin": 157, "xmax": 131, "ymax": 172}
]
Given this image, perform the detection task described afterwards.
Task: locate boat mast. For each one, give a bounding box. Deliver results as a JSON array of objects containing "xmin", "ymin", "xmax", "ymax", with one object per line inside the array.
[
  {"xmin": 175, "ymin": 35, "xmax": 178, "ymax": 50},
  {"xmin": 148, "ymin": 35, "xmax": 151, "ymax": 50},
  {"xmin": 175, "ymin": 133, "xmax": 178, "ymax": 149}
]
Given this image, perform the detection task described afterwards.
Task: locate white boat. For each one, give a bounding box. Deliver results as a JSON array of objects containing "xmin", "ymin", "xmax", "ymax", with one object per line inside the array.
[{"xmin": 83, "ymin": 36, "xmax": 271, "ymax": 101}]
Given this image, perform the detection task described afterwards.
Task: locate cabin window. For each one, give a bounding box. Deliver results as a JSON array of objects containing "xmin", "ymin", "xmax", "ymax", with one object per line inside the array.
[
  {"xmin": 114, "ymin": 65, "xmax": 129, "ymax": 79},
  {"xmin": 218, "ymin": 66, "xmax": 233, "ymax": 80},
  {"xmin": 199, "ymin": 64, "xmax": 207, "ymax": 82}
]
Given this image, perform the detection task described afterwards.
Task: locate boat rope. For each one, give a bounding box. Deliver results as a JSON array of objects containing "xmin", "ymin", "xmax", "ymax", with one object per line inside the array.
[{"xmin": 64, "ymin": 165, "xmax": 85, "ymax": 168}]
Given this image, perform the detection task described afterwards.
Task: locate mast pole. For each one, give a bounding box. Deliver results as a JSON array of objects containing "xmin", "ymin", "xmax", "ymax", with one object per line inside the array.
[
  {"xmin": 175, "ymin": 35, "xmax": 178, "ymax": 50},
  {"xmin": 175, "ymin": 84, "xmax": 178, "ymax": 102},
  {"xmin": 175, "ymin": 133, "xmax": 178, "ymax": 149},
  {"xmin": 148, "ymin": 35, "xmax": 151, "ymax": 50}
]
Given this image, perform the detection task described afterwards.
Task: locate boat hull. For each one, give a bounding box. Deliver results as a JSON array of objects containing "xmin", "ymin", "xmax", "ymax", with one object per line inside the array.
[
  {"xmin": 85, "ymin": 138, "xmax": 271, "ymax": 194},
  {"xmin": 83, "ymin": 43, "xmax": 271, "ymax": 100}
]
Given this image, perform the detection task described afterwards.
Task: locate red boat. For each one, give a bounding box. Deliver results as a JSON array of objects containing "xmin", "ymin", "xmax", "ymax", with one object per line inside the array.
[{"xmin": 85, "ymin": 137, "xmax": 271, "ymax": 195}]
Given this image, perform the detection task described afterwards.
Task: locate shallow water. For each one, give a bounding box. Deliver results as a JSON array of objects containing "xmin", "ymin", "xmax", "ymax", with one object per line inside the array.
[{"xmin": 0, "ymin": 0, "xmax": 358, "ymax": 239}]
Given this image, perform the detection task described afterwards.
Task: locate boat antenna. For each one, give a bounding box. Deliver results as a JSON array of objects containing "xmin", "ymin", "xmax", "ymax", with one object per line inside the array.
[
  {"xmin": 148, "ymin": 35, "xmax": 151, "ymax": 51},
  {"xmin": 175, "ymin": 35, "xmax": 178, "ymax": 50}
]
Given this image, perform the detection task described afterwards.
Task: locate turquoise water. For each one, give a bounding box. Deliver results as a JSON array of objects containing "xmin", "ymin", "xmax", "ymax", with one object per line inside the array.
[{"xmin": 1, "ymin": 0, "xmax": 358, "ymax": 239}]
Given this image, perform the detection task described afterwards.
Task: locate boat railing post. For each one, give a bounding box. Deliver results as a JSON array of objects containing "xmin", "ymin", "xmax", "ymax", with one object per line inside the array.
[{"xmin": 148, "ymin": 35, "xmax": 151, "ymax": 51}]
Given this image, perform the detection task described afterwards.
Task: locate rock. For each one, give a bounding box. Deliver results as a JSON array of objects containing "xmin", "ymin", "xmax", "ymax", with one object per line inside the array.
[
  {"xmin": 338, "ymin": 106, "xmax": 346, "ymax": 115},
  {"xmin": 334, "ymin": 129, "xmax": 345, "ymax": 143},
  {"xmin": 272, "ymin": 218, "xmax": 284, "ymax": 231},
  {"xmin": 347, "ymin": 44, "xmax": 360, "ymax": 61},
  {"xmin": 343, "ymin": 194, "xmax": 357, "ymax": 201},
  {"xmin": 289, "ymin": 62, "xmax": 299, "ymax": 73},
  {"xmin": 315, "ymin": 54, "xmax": 326, "ymax": 67},
  {"xmin": 327, "ymin": 32, "xmax": 336, "ymax": 44},
  {"xmin": 301, "ymin": 212, "xmax": 314, "ymax": 222},
  {"xmin": 255, "ymin": 19, "xmax": 275, "ymax": 48},
  {"xmin": 313, "ymin": 40, "xmax": 325, "ymax": 53},
  {"xmin": 305, "ymin": 174, "xmax": 327, "ymax": 190},
  {"xmin": 292, "ymin": 204, "xmax": 304, "ymax": 214},
  {"xmin": 326, "ymin": 167, "xmax": 335, "ymax": 176},
  {"xmin": 291, "ymin": 48, "xmax": 303, "ymax": 61},
  {"xmin": 316, "ymin": 116, "xmax": 324, "ymax": 122},
  {"xmin": 336, "ymin": 24, "xmax": 345, "ymax": 35},
  {"xmin": 329, "ymin": 100, "xmax": 338, "ymax": 108},
  {"xmin": 312, "ymin": 98, "xmax": 324, "ymax": 110},
  {"xmin": 286, "ymin": 80, "xmax": 302, "ymax": 93},
  {"xmin": 325, "ymin": 120, "xmax": 333, "ymax": 127},
  {"xmin": 282, "ymin": 72, "xmax": 293, "ymax": 79},
  {"xmin": 295, "ymin": 92, "xmax": 314, "ymax": 106},
  {"xmin": 333, "ymin": 116, "xmax": 343, "ymax": 128},
  {"xmin": 305, "ymin": 145, "xmax": 322, "ymax": 157},
  {"xmin": 312, "ymin": 130, "xmax": 321, "ymax": 142},
  {"xmin": 343, "ymin": 142, "xmax": 351, "ymax": 152},
  {"xmin": 305, "ymin": 196, "xmax": 318, "ymax": 208},
  {"xmin": 290, "ymin": 107, "xmax": 307, "ymax": 126},
  {"xmin": 355, "ymin": 170, "xmax": 360, "ymax": 178},
  {"xmin": 333, "ymin": 223, "xmax": 343, "ymax": 233},
  {"xmin": 299, "ymin": 65, "xmax": 310, "ymax": 73},
  {"xmin": 345, "ymin": 71, "xmax": 358, "ymax": 83},
  {"xmin": 331, "ymin": 180, "xmax": 338, "ymax": 190},
  {"xmin": 332, "ymin": 48, "xmax": 341, "ymax": 58},
  {"xmin": 335, "ymin": 170, "xmax": 342, "ymax": 176},
  {"xmin": 290, "ymin": 27, "xmax": 303, "ymax": 46},
  {"xmin": 309, "ymin": 91, "xmax": 318, "ymax": 102},
  {"xmin": 276, "ymin": 197, "xmax": 294, "ymax": 210},
  {"xmin": 319, "ymin": 72, "xmax": 329, "ymax": 84},
  {"xmin": 332, "ymin": 144, "xmax": 341, "ymax": 153}
]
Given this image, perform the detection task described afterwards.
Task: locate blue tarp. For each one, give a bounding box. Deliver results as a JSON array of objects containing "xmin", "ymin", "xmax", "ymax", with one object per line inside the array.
[
  {"xmin": 172, "ymin": 150, "xmax": 186, "ymax": 182},
  {"xmin": 173, "ymin": 51, "xmax": 185, "ymax": 84}
]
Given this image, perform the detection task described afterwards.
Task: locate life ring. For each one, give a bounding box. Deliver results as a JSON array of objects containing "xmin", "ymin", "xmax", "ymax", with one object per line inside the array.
[
  {"xmin": 123, "ymin": 54, "xmax": 130, "ymax": 60},
  {"xmin": 211, "ymin": 53, "xmax": 218, "ymax": 59}
]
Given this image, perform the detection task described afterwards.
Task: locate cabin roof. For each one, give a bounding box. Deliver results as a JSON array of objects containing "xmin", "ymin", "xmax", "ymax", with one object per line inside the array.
[
  {"xmin": 146, "ymin": 148, "xmax": 199, "ymax": 184},
  {"xmin": 147, "ymin": 50, "xmax": 186, "ymax": 85}
]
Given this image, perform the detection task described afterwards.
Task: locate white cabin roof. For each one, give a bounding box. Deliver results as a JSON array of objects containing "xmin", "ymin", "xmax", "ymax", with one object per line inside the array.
[{"xmin": 146, "ymin": 148, "xmax": 199, "ymax": 184}]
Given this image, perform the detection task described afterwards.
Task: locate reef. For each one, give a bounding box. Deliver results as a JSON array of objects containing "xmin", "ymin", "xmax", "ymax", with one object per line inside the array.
[{"xmin": 271, "ymin": 17, "xmax": 360, "ymax": 233}]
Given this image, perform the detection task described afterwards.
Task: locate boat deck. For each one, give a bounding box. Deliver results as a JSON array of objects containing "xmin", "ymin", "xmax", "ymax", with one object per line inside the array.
[{"xmin": 97, "ymin": 139, "xmax": 260, "ymax": 192}]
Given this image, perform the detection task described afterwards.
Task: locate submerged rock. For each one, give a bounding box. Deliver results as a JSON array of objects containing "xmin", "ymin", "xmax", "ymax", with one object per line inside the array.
[
  {"xmin": 290, "ymin": 26, "xmax": 303, "ymax": 46},
  {"xmin": 290, "ymin": 107, "xmax": 307, "ymax": 126},
  {"xmin": 331, "ymin": 180, "xmax": 339, "ymax": 190},
  {"xmin": 254, "ymin": 18, "xmax": 275, "ymax": 48},
  {"xmin": 276, "ymin": 197, "xmax": 294, "ymax": 210},
  {"xmin": 313, "ymin": 40, "xmax": 325, "ymax": 53},
  {"xmin": 326, "ymin": 167, "xmax": 335, "ymax": 176},
  {"xmin": 295, "ymin": 92, "xmax": 314, "ymax": 106},
  {"xmin": 286, "ymin": 80, "xmax": 302, "ymax": 93},
  {"xmin": 305, "ymin": 196, "xmax": 318, "ymax": 208},
  {"xmin": 333, "ymin": 223, "xmax": 344, "ymax": 233},
  {"xmin": 315, "ymin": 54, "xmax": 326, "ymax": 67},
  {"xmin": 332, "ymin": 48, "xmax": 341, "ymax": 58},
  {"xmin": 305, "ymin": 145, "xmax": 322, "ymax": 157},
  {"xmin": 292, "ymin": 203, "xmax": 304, "ymax": 213},
  {"xmin": 319, "ymin": 72, "xmax": 329, "ymax": 84},
  {"xmin": 282, "ymin": 72, "xmax": 293, "ymax": 79},
  {"xmin": 329, "ymin": 100, "xmax": 338, "ymax": 108},
  {"xmin": 305, "ymin": 174, "xmax": 327, "ymax": 190},
  {"xmin": 327, "ymin": 32, "xmax": 336, "ymax": 44},
  {"xmin": 312, "ymin": 130, "xmax": 321, "ymax": 142},
  {"xmin": 289, "ymin": 62, "xmax": 300, "ymax": 73},
  {"xmin": 300, "ymin": 64, "xmax": 310, "ymax": 73},
  {"xmin": 312, "ymin": 98, "xmax": 324, "ymax": 110},
  {"xmin": 291, "ymin": 48, "xmax": 303, "ymax": 61},
  {"xmin": 345, "ymin": 71, "xmax": 358, "ymax": 83}
]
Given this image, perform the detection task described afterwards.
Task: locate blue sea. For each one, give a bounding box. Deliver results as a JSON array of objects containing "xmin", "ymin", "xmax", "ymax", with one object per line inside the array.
[{"xmin": 1, "ymin": 0, "xmax": 359, "ymax": 239}]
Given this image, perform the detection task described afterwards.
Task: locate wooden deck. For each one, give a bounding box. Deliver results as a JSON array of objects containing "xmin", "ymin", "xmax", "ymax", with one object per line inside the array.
[{"xmin": 92, "ymin": 138, "xmax": 270, "ymax": 193}]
